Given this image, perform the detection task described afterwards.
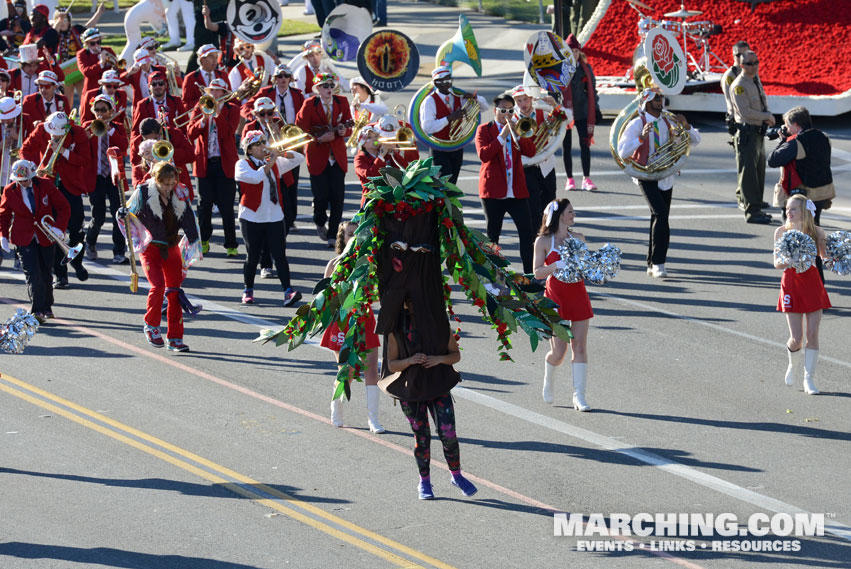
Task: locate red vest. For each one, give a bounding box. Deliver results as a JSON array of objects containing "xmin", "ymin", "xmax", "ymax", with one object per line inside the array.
[
  {"xmin": 630, "ymin": 112, "xmax": 672, "ymax": 166},
  {"xmin": 238, "ymin": 159, "xmax": 284, "ymax": 212},
  {"xmin": 430, "ymin": 91, "xmax": 460, "ymax": 141}
]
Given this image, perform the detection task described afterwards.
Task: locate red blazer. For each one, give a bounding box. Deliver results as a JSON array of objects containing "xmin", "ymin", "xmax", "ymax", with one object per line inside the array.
[
  {"xmin": 181, "ymin": 68, "xmax": 229, "ymax": 111},
  {"xmin": 80, "ymin": 87, "xmax": 129, "ymax": 122},
  {"xmin": 243, "ymin": 85, "xmax": 305, "ymax": 121},
  {"xmin": 76, "ymin": 46, "xmax": 118, "ymax": 96},
  {"xmin": 295, "ymin": 95, "xmax": 352, "ymax": 176},
  {"xmin": 475, "ymin": 121, "xmax": 536, "ymax": 200},
  {"xmin": 186, "ymin": 101, "xmax": 240, "ymax": 178},
  {"xmin": 119, "ymin": 64, "xmax": 167, "ymax": 105},
  {"xmin": 237, "ymin": 159, "xmax": 285, "ymax": 212},
  {"xmin": 84, "ymin": 119, "xmax": 129, "ymax": 176},
  {"xmin": 0, "ymin": 177, "xmax": 71, "ymax": 247},
  {"xmin": 20, "ymin": 93, "xmax": 70, "ymax": 138},
  {"xmin": 129, "ymin": 126, "xmax": 195, "ymax": 192},
  {"xmin": 131, "ymin": 94, "xmax": 186, "ymax": 136},
  {"xmin": 9, "ymin": 61, "xmax": 65, "ymax": 94},
  {"xmin": 20, "ymin": 123, "xmax": 94, "ymax": 196}
]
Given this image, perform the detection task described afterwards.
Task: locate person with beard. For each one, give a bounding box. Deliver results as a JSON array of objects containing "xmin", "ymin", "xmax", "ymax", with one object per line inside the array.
[{"xmin": 23, "ymin": 3, "xmax": 57, "ymax": 51}]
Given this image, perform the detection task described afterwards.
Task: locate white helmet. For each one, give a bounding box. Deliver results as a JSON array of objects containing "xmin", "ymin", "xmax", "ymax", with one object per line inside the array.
[{"xmin": 44, "ymin": 111, "xmax": 70, "ymax": 136}]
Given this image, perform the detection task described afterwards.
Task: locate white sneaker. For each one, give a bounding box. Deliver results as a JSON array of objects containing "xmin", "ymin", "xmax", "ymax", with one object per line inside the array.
[
  {"xmin": 176, "ymin": 43, "xmax": 195, "ymax": 52},
  {"xmin": 649, "ymin": 264, "xmax": 668, "ymax": 278},
  {"xmin": 85, "ymin": 245, "xmax": 98, "ymax": 260},
  {"xmin": 260, "ymin": 268, "xmax": 274, "ymax": 279}
]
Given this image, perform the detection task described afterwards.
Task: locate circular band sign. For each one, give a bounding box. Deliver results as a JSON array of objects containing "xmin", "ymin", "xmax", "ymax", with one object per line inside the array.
[{"xmin": 357, "ymin": 30, "xmax": 420, "ymax": 92}]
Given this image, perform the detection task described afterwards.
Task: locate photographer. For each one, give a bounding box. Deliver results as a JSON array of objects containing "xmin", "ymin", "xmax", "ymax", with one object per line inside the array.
[{"xmin": 768, "ymin": 106, "xmax": 834, "ymax": 282}]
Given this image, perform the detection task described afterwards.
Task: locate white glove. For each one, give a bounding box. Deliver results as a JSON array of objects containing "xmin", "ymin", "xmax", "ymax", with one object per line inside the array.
[
  {"xmin": 0, "ymin": 236, "xmax": 10, "ymax": 253},
  {"xmin": 554, "ymin": 260, "xmax": 566, "ymax": 269}
]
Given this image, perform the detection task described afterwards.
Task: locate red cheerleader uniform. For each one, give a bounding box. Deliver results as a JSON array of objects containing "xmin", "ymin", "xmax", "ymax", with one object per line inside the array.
[
  {"xmin": 320, "ymin": 306, "xmax": 381, "ymax": 351},
  {"xmin": 544, "ymin": 235, "xmax": 594, "ymax": 322},
  {"xmin": 777, "ymin": 266, "xmax": 831, "ymax": 313}
]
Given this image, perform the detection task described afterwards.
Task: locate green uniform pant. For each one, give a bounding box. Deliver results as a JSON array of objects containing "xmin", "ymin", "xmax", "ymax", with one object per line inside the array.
[{"xmin": 734, "ymin": 127, "xmax": 766, "ymax": 218}]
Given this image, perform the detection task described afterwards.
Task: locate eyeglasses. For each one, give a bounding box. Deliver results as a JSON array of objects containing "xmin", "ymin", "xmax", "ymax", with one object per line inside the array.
[
  {"xmin": 496, "ymin": 108, "xmax": 515, "ymax": 114},
  {"xmin": 743, "ymin": 61, "xmax": 759, "ymax": 66},
  {"xmin": 151, "ymin": 81, "xmax": 166, "ymax": 86},
  {"xmin": 93, "ymin": 107, "xmax": 110, "ymax": 113},
  {"xmin": 256, "ymin": 110, "xmax": 273, "ymax": 116}
]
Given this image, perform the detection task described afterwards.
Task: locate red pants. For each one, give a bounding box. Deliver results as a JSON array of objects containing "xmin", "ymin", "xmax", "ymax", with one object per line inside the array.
[{"xmin": 141, "ymin": 244, "xmax": 184, "ymax": 340}]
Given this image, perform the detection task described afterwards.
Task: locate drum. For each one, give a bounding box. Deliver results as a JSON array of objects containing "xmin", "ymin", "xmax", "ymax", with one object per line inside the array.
[
  {"xmin": 685, "ymin": 21, "xmax": 713, "ymax": 36},
  {"xmin": 637, "ymin": 17, "xmax": 657, "ymax": 37},
  {"xmin": 661, "ymin": 20, "xmax": 682, "ymax": 35}
]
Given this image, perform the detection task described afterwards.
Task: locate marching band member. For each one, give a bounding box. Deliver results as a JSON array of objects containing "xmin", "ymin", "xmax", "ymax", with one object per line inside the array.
[
  {"xmin": 0, "ymin": 159, "xmax": 70, "ymax": 322},
  {"xmin": 475, "ymin": 93, "xmax": 536, "ymax": 274},
  {"xmin": 354, "ymin": 117, "xmax": 418, "ymax": 205},
  {"xmin": 186, "ymin": 78, "xmax": 240, "ymax": 256},
  {"xmin": 420, "ymin": 65, "xmax": 488, "ymax": 184},
  {"xmin": 227, "ymin": 38, "xmax": 274, "ymax": 93},
  {"xmin": 21, "ymin": 70, "xmax": 68, "ymax": 134},
  {"xmin": 21, "ymin": 111, "xmax": 93, "ymax": 289},
  {"xmin": 23, "ymin": 4, "xmax": 58, "ymax": 51},
  {"xmin": 131, "ymin": 118, "xmax": 195, "ymax": 193},
  {"xmin": 294, "ymin": 40, "xmax": 349, "ymax": 94},
  {"xmin": 617, "ymin": 87, "xmax": 701, "ymax": 278},
  {"xmin": 80, "ymin": 69, "xmax": 128, "ymax": 123},
  {"xmin": 76, "ymin": 27, "xmax": 117, "ymax": 97},
  {"xmin": 234, "ymin": 130, "xmax": 304, "ymax": 306},
  {"xmin": 182, "ymin": 44, "xmax": 228, "ymax": 111},
  {"xmin": 83, "ymin": 94, "xmax": 129, "ymax": 264},
  {"xmin": 0, "ymin": 97, "xmax": 23, "ymax": 187},
  {"xmin": 350, "ymin": 76, "xmax": 387, "ymax": 123},
  {"xmin": 0, "ymin": 70, "xmax": 12, "ymax": 97},
  {"xmin": 295, "ymin": 72, "xmax": 352, "ymax": 248},
  {"xmin": 120, "ymin": 48, "xmax": 164, "ymax": 106},
  {"xmin": 10, "ymin": 44, "xmax": 43, "ymax": 97},
  {"xmin": 198, "ymin": 2, "xmax": 238, "ymax": 72},
  {"xmin": 131, "ymin": 70, "xmax": 186, "ymax": 135},
  {"xmin": 512, "ymin": 85, "xmax": 562, "ymax": 228},
  {"xmin": 119, "ymin": 161, "xmax": 199, "ymax": 352}
]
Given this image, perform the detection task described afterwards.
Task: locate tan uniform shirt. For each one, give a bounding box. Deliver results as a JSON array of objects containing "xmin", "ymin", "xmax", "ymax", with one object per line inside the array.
[
  {"xmin": 721, "ymin": 66, "xmax": 741, "ymax": 114},
  {"xmin": 731, "ymin": 74, "xmax": 772, "ymax": 126}
]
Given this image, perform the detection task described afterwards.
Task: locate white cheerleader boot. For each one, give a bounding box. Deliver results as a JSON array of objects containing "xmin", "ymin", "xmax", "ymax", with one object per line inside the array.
[
  {"xmin": 785, "ymin": 348, "xmax": 802, "ymax": 386},
  {"xmin": 330, "ymin": 396, "xmax": 345, "ymax": 427},
  {"xmin": 803, "ymin": 349, "xmax": 820, "ymax": 395},
  {"xmin": 572, "ymin": 363, "xmax": 591, "ymax": 412},
  {"xmin": 542, "ymin": 362, "xmax": 557, "ymax": 404},
  {"xmin": 365, "ymin": 385, "xmax": 386, "ymax": 434}
]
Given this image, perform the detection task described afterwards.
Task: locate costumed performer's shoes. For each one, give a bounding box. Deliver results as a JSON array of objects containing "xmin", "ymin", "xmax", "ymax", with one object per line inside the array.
[
  {"xmin": 330, "ymin": 397, "xmax": 344, "ymax": 427},
  {"xmin": 785, "ymin": 348, "xmax": 802, "ymax": 386},
  {"xmin": 450, "ymin": 474, "xmax": 478, "ymax": 497},
  {"xmin": 418, "ymin": 480, "xmax": 435, "ymax": 500},
  {"xmin": 565, "ymin": 177, "xmax": 576, "ymax": 191}
]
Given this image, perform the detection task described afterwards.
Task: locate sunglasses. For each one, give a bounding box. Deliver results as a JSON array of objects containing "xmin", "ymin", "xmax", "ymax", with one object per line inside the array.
[
  {"xmin": 256, "ymin": 110, "xmax": 274, "ymax": 116},
  {"xmin": 743, "ymin": 61, "xmax": 759, "ymax": 66},
  {"xmin": 103, "ymin": 84, "xmax": 117, "ymax": 89},
  {"xmin": 93, "ymin": 107, "xmax": 110, "ymax": 113},
  {"xmin": 496, "ymin": 108, "xmax": 515, "ymax": 114},
  {"xmin": 319, "ymin": 84, "xmax": 334, "ymax": 89},
  {"xmin": 276, "ymin": 73, "xmax": 292, "ymax": 79},
  {"xmin": 89, "ymin": 40, "xmax": 101, "ymax": 45},
  {"xmin": 151, "ymin": 81, "xmax": 166, "ymax": 86}
]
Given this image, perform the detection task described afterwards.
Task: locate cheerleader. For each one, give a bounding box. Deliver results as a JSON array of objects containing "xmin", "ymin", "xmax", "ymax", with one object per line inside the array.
[
  {"xmin": 773, "ymin": 194, "xmax": 831, "ymax": 395},
  {"xmin": 320, "ymin": 221, "xmax": 385, "ymax": 433},
  {"xmin": 532, "ymin": 199, "xmax": 593, "ymax": 411}
]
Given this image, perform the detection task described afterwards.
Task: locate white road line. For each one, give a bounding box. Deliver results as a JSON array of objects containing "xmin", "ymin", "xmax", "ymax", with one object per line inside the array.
[{"xmin": 10, "ymin": 261, "xmax": 850, "ymax": 543}]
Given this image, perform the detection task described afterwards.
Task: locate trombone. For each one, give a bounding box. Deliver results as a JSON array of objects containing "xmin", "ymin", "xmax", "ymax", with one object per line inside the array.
[
  {"xmin": 268, "ymin": 125, "xmax": 314, "ymax": 152},
  {"xmin": 173, "ymin": 93, "xmax": 231, "ymax": 128},
  {"xmin": 377, "ymin": 125, "xmax": 416, "ymax": 149},
  {"xmin": 151, "ymin": 140, "xmax": 174, "ymax": 162},
  {"xmin": 36, "ymin": 109, "xmax": 77, "ymax": 177},
  {"xmin": 36, "ymin": 214, "xmax": 82, "ymax": 264}
]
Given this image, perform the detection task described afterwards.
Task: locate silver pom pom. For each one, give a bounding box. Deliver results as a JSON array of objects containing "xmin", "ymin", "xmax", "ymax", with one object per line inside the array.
[
  {"xmin": 553, "ymin": 237, "xmax": 590, "ymax": 283},
  {"xmin": 585, "ymin": 243, "xmax": 623, "ymax": 285},
  {"xmin": 824, "ymin": 230, "xmax": 851, "ymax": 276},
  {"xmin": 0, "ymin": 309, "xmax": 40, "ymax": 354},
  {"xmin": 774, "ymin": 230, "xmax": 816, "ymax": 274}
]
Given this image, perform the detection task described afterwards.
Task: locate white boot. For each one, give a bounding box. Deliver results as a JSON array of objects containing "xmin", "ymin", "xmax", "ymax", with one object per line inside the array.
[
  {"xmin": 572, "ymin": 363, "xmax": 591, "ymax": 412},
  {"xmin": 803, "ymin": 349, "xmax": 820, "ymax": 395},
  {"xmin": 785, "ymin": 348, "xmax": 802, "ymax": 386},
  {"xmin": 330, "ymin": 396, "xmax": 344, "ymax": 427},
  {"xmin": 365, "ymin": 385, "xmax": 385, "ymax": 433},
  {"xmin": 542, "ymin": 362, "xmax": 557, "ymax": 404}
]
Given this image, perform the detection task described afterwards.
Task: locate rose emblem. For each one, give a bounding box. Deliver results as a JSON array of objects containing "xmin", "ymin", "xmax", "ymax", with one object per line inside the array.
[{"xmin": 652, "ymin": 35, "xmax": 675, "ymax": 75}]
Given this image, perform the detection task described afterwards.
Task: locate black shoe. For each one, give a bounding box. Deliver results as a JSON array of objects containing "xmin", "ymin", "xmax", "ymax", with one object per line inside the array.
[
  {"xmin": 761, "ymin": 201, "xmax": 771, "ymax": 209},
  {"xmin": 74, "ymin": 264, "xmax": 89, "ymax": 281},
  {"xmin": 746, "ymin": 213, "xmax": 772, "ymax": 224},
  {"xmin": 54, "ymin": 278, "xmax": 70, "ymax": 289}
]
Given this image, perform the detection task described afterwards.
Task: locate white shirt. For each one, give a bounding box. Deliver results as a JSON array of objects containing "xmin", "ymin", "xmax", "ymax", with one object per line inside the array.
[
  {"xmin": 22, "ymin": 73, "xmax": 37, "ymax": 97},
  {"xmin": 235, "ymin": 152, "xmax": 305, "ymax": 223},
  {"xmin": 139, "ymin": 69, "xmax": 151, "ymax": 99},
  {"xmin": 518, "ymin": 109, "xmax": 557, "ymax": 177},
  {"xmin": 275, "ymin": 87, "xmax": 295, "ymax": 124},
  {"xmin": 228, "ymin": 51, "xmax": 275, "ymax": 92},
  {"xmin": 420, "ymin": 90, "xmax": 489, "ymax": 135},
  {"xmin": 294, "ymin": 62, "xmax": 350, "ymax": 93},
  {"xmin": 617, "ymin": 111, "xmax": 702, "ymax": 190},
  {"xmin": 495, "ymin": 127, "xmax": 514, "ymax": 199},
  {"xmin": 353, "ymin": 99, "xmax": 388, "ymax": 121}
]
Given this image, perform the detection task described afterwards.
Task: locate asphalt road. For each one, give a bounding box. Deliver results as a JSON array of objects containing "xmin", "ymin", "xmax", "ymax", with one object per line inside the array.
[{"xmin": 3, "ymin": 3, "xmax": 851, "ymax": 568}]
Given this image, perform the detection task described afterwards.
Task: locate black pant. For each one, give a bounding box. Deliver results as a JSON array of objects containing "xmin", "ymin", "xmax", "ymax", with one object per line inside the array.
[
  {"xmin": 431, "ymin": 148, "xmax": 464, "ymax": 185},
  {"xmin": 481, "ymin": 197, "xmax": 535, "ymax": 274},
  {"xmin": 638, "ymin": 180, "xmax": 672, "ymax": 267},
  {"xmin": 53, "ymin": 184, "xmax": 85, "ymax": 281},
  {"xmin": 86, "ymin": 175, "xmax": 125, "ymax": 256},
  {"xmin": 19, "ymin": 240, "xmax": 56, "ymax": 313},
  {"xmin": 240, "ymin": 218, "xmax": 291, "ymax": 290},
  {"xmin": 309, "ymin": 162, "xmax": 346, "ymax": 241},
  {"xmin": 524, "ymin": 166, "xmax": 557, "ymax": 230},
  {"xmin": 197, "ymin": 159, "xmax": 238, "ymax": 249},
  {"xmin": 284, "ymin": 165, "xmax": 300, "ymax": 231},
  {"xmin": 562, "ymin": 119, "xmax": 591, "ymax": 178}
]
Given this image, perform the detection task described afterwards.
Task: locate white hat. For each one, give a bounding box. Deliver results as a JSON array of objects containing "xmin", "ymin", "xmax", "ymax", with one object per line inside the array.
[
  {"xmin": 196, "ymin": 44, "xmax": 220, "ymax": 59},
  {"xmin": 273, "ymin": 63, "xmax": 292, "ymax": 77},
  {"xmin": 252, "ymin": 97, "xmax": 275, "ymax": 113},
  {"xmin": 35, "ymin": 70, "xmax": 60, "ymax": 85},
  {"xmin": 241, "ymin": 129, "xmax": 266, "ymax": 152},
  {"xmin": 18, "ymin": 44, "xmax": 39, "ymax": 64},
  {"xmin": 377, "ymin": 115, "xmax": 399, "ymax": 136},
  {"xmin": 10, "ymin": 159, "xmax": 36, "ymax": 181},
  {"xmin": 139, "ymin": 37, "xmax": 159, "ymax": 51},
  {"xmin": 138, "ymin": 139, "xmax": 157, "ymax": 161},
  {"xmin": 44, "ymin": 111, "xmax": 69, "ymax": 136},
  {"xmin": 350, "ymin": 76, "xmax": 371, "ymax": 91},
  {"xmin": 511, "ymin": 85, "xmax": 529, "ymax": 97},
  {"xmin": 98, "ymin": 69, "xmax": 123, "ymax": 85},
  {"xmin": 302, "ymin": 40, "xmax": 322, "ymax": 55},
  {"xmin": 205, "ymin": 78, "xmax": 230, "ymax": 92},
  {"xmin": 90, "ymin": 93, "xmax": 115, "ymax": 110},
  {"xmin": 133, "ymin": 47, "xmax": 152, "ymax": 66},
  {"xmin": 431, "ymin": 65, "xmax": 452, "ymax": 80},
  {"xmin": 0, "ymin": 96, "xmax": 22, "ymax": 120},
  {"xmin": 357, "ymin": 124, "xmax": 379, "ymax": 149},
  {"xmin": 640, "ymin": 87, "xmax": 662, "ymax": 108}
]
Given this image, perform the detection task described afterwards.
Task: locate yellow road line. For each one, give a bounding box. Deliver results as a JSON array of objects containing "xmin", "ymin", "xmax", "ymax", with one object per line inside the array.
[{"xmin": 0, "ymin": 372, "xmax": 456, "ymax": 569}]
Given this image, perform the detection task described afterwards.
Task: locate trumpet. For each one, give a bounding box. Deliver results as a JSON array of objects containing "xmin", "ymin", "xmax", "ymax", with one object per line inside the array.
[
  {"xmin": 505, "ymin": 115, "xmax": 535, "ymax": 148},
  {"xmin": 152, "ymin": 140, "xmax": 174, "ymax": 162},
  {"xmin": 377, "ymin": 126, "xmax": 416, "ymax": 148},
  {"xmin": 100, "ymin": 51, "xmax": 126, "ymax": 70},
  {"xmin": 87, "ymin": 107, "xmax": 126, "ymax": 138},
  {"xmin": 36, "ymin": 214, "xmax": 82, "ymax": 264},
  {"xmin": 448, "ymin": 96, "xmax": 480, "ymax": 140},
  {"xmin": 36, "ymin": 109, "xmax": 76, "ymax": 177},
  {"xmin": 268, "ymin": 125, "xmax": 314, "ymax": 152}
]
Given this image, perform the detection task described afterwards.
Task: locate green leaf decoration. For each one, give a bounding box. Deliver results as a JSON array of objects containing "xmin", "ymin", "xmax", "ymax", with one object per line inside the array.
[{"xmin": 313, "ymin": 277, "xmax": 331, "ymax": 295}]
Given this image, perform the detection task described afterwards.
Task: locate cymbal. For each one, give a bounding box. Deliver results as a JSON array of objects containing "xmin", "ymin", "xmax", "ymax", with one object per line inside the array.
[
  {"xmin": 664, "ymin": 8, "xmax": 704, "ymax": 18},
  {"xmin": 625, "ymin": 0, "xmax": 653, "ymax": 11}
]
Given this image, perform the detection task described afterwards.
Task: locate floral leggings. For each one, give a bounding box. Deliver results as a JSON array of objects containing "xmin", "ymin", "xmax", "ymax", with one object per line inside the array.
[{"xmin": 399, "ymin": 393, "xmax": 460, "ymax": 478}]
